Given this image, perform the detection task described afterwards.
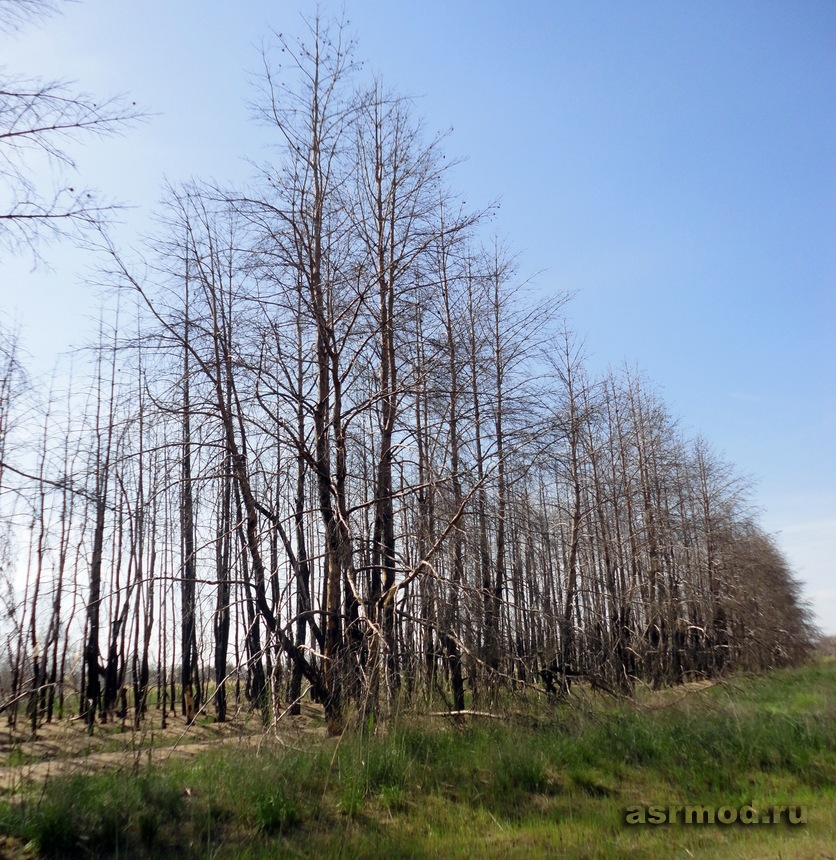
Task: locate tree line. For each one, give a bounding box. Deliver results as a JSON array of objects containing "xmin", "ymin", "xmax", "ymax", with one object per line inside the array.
[{"xmin": 0, "ymin": 15, "xmax": 816, "ymax": 736}]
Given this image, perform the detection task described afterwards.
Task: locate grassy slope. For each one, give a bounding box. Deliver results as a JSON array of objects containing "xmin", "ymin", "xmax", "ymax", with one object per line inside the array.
[{"xmin": 0, "ymin": 661, "xmax": 833, "ymax": 858}]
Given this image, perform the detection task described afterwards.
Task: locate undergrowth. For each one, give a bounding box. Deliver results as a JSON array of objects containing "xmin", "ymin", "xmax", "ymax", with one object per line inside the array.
[{"xmin": 0, "ymin": 661, "xmax": 833, "ymax": 858}]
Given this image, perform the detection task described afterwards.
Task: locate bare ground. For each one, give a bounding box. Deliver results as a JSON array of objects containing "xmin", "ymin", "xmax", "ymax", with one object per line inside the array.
[{"xmin": 0, "ymin": 702, "xmax": 327, "ymax": 793}]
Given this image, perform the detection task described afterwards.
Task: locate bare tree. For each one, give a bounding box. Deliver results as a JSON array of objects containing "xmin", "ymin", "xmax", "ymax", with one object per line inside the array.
[
  {"xmin": 0, "ymin": 0, "xmax": 140, "ymax": 258},
  {"xmin": 0, "ymin": 9, "xmax": 817, "ymax": 743}
]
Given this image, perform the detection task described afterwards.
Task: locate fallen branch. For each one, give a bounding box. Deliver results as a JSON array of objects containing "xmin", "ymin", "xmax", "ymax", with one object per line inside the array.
[{"xmin": 427, "ymin": 710, "xmax": 502, "ymax": 720}]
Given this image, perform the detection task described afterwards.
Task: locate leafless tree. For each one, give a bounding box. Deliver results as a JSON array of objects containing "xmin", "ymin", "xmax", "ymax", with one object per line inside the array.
[
  {"xmin": 0, "ymin": 10, "xmax": 817, "ymax": 742},
  {"xmin": 0, "ymin": 0, "xmax": 140, "ymax": 258}
]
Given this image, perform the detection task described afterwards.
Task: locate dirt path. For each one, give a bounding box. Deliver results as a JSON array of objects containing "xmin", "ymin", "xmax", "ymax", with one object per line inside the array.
[{"xmin": 0, "ymin": 704, "xmax": 326, "ymax": 792}]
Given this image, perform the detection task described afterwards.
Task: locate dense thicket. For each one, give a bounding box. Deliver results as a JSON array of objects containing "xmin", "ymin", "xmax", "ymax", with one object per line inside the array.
[{"xmin": 0, "ymin": 17, "xmax": 816, "ymax": 735}]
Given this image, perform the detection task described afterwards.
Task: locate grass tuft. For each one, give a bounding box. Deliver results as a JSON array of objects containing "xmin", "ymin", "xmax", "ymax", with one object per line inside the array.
[{"xmin": 0, "ymin": 770, "xmax": 184, "ymax": 857}]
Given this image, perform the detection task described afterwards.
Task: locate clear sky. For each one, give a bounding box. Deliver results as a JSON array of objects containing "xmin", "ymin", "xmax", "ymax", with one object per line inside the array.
[{"xmin": 2, "ymin": 0, "xmax": 834, "ymax": 633}]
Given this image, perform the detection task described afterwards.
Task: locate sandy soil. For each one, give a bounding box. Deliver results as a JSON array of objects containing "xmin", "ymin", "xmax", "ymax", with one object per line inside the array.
[{"xmin": 0, "ymin": 702, "xmax": 326, "ymax": 793}]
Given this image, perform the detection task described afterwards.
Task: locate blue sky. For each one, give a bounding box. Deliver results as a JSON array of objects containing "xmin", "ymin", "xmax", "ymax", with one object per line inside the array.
[{"xmin": 2, "ymin": 0, "xmax": 834, "ymax": 632}]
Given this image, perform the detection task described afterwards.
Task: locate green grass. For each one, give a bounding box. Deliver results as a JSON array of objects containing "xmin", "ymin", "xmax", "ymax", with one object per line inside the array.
[
  {"xmin": 0, "ymin": 769, "xmax": 184, "ymax": 856},
  {"xmin": 1, "ymin": 661, "xmax": 834, "ymax": 858}
]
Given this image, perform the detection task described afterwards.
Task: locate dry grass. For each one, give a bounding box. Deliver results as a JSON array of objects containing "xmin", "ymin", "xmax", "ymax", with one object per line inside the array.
[{"xmin": 0, "ymin": 701, "xmax": 326, "ymax": 792}]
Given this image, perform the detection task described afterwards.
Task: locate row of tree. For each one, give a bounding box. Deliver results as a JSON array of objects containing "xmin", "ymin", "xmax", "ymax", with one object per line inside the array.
[{"xmin": 0, "ymin": 16, "xmax": 816, "ymax": 735}]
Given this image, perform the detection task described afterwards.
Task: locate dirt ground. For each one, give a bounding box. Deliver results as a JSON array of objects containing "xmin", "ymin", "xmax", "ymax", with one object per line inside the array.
[
  {"xmin": 0, "ymin": 702, "xmax": 327, "ymax": 793},
  {"xmin": 0, "ymin": 679, "xmax": 721, "ymax": 793}
]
